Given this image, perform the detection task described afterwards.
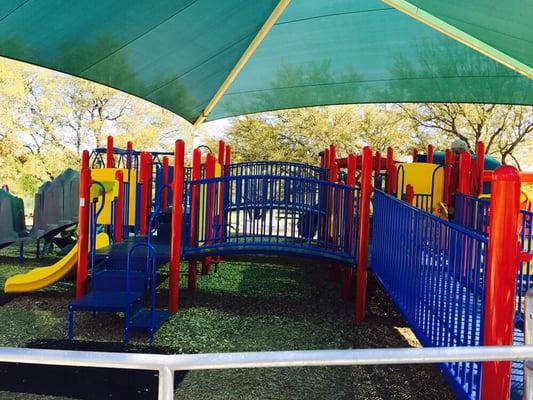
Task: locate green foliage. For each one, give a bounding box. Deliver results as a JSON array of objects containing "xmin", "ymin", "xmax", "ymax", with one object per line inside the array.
[
  {"xmin": 0, "ymin": 57, "xmax": 194, "ymax": 200},
  {"xmin": 226, "ymin": 105, "xmax": 418, "ymax": 164}
]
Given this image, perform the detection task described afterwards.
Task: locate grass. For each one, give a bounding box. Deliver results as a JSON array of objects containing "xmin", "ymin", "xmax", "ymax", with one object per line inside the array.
[{"xmin": 0, "ymin": 242, "xmax": 454, "ymax": 399}]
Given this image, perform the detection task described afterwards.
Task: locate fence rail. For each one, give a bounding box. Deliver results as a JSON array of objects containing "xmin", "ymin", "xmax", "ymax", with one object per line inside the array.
[
  {"xmin": 372, "ymin": 190, "xmax": 490, "ymax": 399},
  {"xmin": 183, "ymin": 174, "xmax": 359, "ymax": 264},
  {"xmin": 454, "ymin": 193, "xmax": 533, "ymax": 329},
  {"xmin": 1, "ymin": 345, "xmax": 532, "ymax": 400}
]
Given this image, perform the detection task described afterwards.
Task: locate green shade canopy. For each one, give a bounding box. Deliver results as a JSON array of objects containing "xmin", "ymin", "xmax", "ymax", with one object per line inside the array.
[{"xmin": 0, "ymin": 0, "xmax": 531, "ymax": 124}]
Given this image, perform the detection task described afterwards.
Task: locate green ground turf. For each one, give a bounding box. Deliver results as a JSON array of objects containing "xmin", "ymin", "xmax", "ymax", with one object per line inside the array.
[{"xmin": 0, "ymin": 242, "xmax": 454, "ymax": 399}]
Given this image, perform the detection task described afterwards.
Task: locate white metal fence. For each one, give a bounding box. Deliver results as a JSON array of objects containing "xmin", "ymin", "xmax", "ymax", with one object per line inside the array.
[{"xmin": 1, "ymin": 345, "xmax": 533, "ymax": 400}]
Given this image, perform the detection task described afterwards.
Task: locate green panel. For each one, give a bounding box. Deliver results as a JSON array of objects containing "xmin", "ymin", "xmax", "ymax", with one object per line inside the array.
[
  {"xmin": 0, "ymin": 0, "xmax": 530, "ymax": 123},
  {"xmin": 211, "ymin": 0, "xmax": 533, "ymax": 120},
  {"xmin": 0, "ymin": 0, "xmax": 279, "ymax": 122},
  {"xmin": 405, "ymin": 0, "xmax": 533, "ymax": 74}
]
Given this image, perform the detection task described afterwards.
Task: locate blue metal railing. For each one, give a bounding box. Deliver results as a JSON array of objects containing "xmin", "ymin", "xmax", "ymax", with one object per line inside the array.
[
  {"xmin": 225, "ymin": 161, "xmax": 327, "ymax": 180},
  {"xmin": 125, "ymin": 242, "xmax": 158, "ymax": 344},
  {"xmin": 372, "ymin": 190, "xmax": 488, "ymax": 399},
  {"xmin": 183, "ymin": 174, "xmax": 360, "ymax": 264},
  {"xmin": 454, "ymin": 193, "xmax": 533, "ymax": 329}
]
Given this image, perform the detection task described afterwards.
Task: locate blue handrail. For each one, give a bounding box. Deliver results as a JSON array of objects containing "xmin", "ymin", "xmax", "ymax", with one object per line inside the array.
[
  {"xmin": 89, "ymin": 181, "xmax": 106, "ymax": 275},
  {"xmin": 125, "ymin": 242, "xmax": 158, "ymax": 344}
]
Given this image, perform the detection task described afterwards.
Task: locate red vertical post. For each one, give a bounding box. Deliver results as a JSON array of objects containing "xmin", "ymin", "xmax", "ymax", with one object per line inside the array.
[
  {"xmin": 76, "ymin": 150, "xmax": 91, "ymax": 299},
  {"xmin": 405, "ymin": 184, "xmax": 415, "ymax": 205},
  {"xmin": 225, "ymin": 145, "xmax": 232, "ymax": 165},
  {"xmin": 386, "ymin": 147, "xmax": 394, "ymax": 194},
  {"xmin": 114, "ymin": 170, "xmax": 124, "ymax": 243},
  {"xmin": 162, "ymin": 156, "xmax": 169, "ymax": 210},
  {"xmin": 412, "ymin": 148, "xmax": 418, "ymax": 163},
  {"xmin": 342, "ymin": 154, "xmax": 357, "ymax": 302},
  {"xmin": 458, "ymin": 151, "xmax": 472, "ymax": 195},
  {"xmin": 202, "ymin": 154, "xmax": 216, "ymax": 275},
  {"xmin": 329, "ymin": 144, "xmax": 337, "ymax": 167},
  {"xmin": 218, "ymin": 140, "xmax": 225, "ymax": 167},
  {"xmin": 140, "ymin": 152, "xmax": 153, "ymax": 235},
  {"xmin": 217, "ymin": 142, "xmax": 226, "ymax": 250},
  {"xmin": 126, "ymin": 141, "xmax": 133, "ymax": 169},
  {"xmin": 356, "ymin": 146, "xmax": 373, "ymax": 323},
  {"xmin": 188, "ymin": 148, "xmax": 202, "ymax": 291},
  {"xmin": 374, "ymin": 151, "xmax": 381, "ymax": 178},
  {"xmin": 169, "ymin": 140, "xmax": 184, "ymax": 312},
  {"xmin": 106, "ymin": 135, "xmax": 114, "ymax": 168},
  {"xmin": 324, "ymin": 148, "xmax": 330, "ymax": 169},
  {"xmin": 427, "ymin": 144, "xmax": 434, "ymax": 164},
  {"xmin": 444, "ymin": 149, "xmax": 454, "ymax": 207},
  {"xmin": 476, "ymin": 141, "xmax": 485, "ymax": 196},
  {"xmin": 481, "ymin": 166, "xmax": 521, "ymax": 400}
]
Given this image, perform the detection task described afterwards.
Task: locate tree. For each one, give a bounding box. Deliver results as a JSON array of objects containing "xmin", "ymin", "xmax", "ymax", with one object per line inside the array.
[
  {"xmin": 226, "ymin": 105, "xmax": 417, "ymax": 164},
  {"xmin": 399, "ymin": 104, "xmax": 533, "ymax": 169},
  {"xmin": 0, "ymin": 57, "xmax": 194, "ymax": 199}
]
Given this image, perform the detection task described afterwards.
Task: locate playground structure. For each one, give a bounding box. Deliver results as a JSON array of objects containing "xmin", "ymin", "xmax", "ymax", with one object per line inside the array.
[{"xmin": 2, "ymin": 135, "xmax": 532, "ymax": 400}]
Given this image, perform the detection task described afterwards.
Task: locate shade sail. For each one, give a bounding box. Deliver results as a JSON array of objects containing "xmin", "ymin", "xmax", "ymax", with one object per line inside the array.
[{"xmin": 0, "ymin": 1, "xmax": 531, "ymax": 124}]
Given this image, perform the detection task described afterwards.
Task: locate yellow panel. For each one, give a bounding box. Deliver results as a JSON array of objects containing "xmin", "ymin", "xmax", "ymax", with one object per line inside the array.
[
  {"xmin": 91, "ymin": 168, "xmax": 137, "ymax": 226},
  {"xmin": 396, "ymin": 162, "xmax": 445, "ymax": 216}
]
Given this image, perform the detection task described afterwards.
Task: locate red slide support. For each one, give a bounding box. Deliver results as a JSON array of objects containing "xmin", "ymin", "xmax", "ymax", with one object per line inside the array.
[
  {"xmin": 76, "ymin": 150, "xmax": 91, "ymax": 299},
  {"xmin": 481, "ymin": 166, "xmax": 521, "ymax": 400},
  {"xmin": 356, "ymin": 146, "xmax": 373, "ymax": 323},
  {"xmin": 169, "ymin": 140, "xmax": 184, "ymax": 312},
  {"xmin": 114, "ymin": 170, "xmax": 124, "ymax": 243},
  {"xmin": 106, "ymin": 135, "xmax": 114, "ymax": 168}
]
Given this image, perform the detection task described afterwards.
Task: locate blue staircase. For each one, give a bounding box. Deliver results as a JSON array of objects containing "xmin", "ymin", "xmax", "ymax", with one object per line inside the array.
[{"xmin": 68, "ymin": 238, "xmax": 171, "ymax": 344}]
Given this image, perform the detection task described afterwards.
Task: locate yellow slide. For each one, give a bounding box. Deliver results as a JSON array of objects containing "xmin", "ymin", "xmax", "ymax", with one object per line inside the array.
[{"xmin": 4, "ymin": 233, "xmax": 110, "ymax": 293}]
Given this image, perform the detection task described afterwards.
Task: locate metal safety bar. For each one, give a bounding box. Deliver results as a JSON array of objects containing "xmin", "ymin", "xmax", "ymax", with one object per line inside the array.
[{"xmin": 0, "ymin": 345, "xmax": 532, "ymax": 400}]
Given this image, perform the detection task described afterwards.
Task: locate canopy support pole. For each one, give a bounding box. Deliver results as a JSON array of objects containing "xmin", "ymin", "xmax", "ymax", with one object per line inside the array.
[
  {"xmin": 382, "ymin": 0, "xmax": 533, "ymax": 79},
  {"xmin": 193, "ymin": 0, "xmax": 291, "ymax": 127}
]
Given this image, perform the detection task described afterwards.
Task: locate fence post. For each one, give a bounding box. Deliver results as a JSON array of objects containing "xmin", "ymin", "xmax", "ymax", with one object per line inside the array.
[
  {"xmin": 342, "ymin": 154, "xmax": 357, "ymax": 301},
  {"xmin": 386, "ymin": 147, "xmax": 394, "ymax": 194},
  {"xmin": 188, "ymin": 148, "xmax": 202, "ymax": 291},
  {"xmin": 106, "ymin": 135, "xmax": 114, "ymax": 168},
  {"xmin": 169, "ymin": 140, "xmax": 184, "ymax": 312},
  {"xmin": 76, "ymin": 150, "xmax": 91, "ymax": 299},
  {"xmin": 481, "ymin": 166, "xmax": 521, "ymax": 400},
  {"xmin": 405, "ymin": 184, "xmax": 415, "ymax": 205},
  {"xmin": 202, "ymin": 154, "xmax": 216, "ymax": 275},
  {"xmin": 427, "ymin": 144, "xmax": 434, "ymax": 163},
  {"xmin": 476, "ymin": 141, "xmax": 485, "ymax": 196},
  {"xmin": 114, "ymin": 170, "xmax": 124, "ymax": 243},
  {"xmin": 525, "ymin": 290, "xmax": 533, "ymax": 399},
  {"xmin": 162, "ymin": 156, "xmax": 169, "ymax": 210},
  {"xmin": 356, "ymin": 146, "xmax": 373, "ymax": 323}
]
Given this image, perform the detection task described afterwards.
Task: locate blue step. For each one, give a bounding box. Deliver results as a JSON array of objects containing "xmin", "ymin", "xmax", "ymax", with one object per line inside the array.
[
  {"xmin": 92, "ymin": 269, "xmax": 146, "ymax": 292},
  {"xmin": 128, "ymin": 309, "xmax": 171, "ymax": 332},
  {"xmin": 69, "ymin": 290, "xmax": 143, "ymax": 312}
]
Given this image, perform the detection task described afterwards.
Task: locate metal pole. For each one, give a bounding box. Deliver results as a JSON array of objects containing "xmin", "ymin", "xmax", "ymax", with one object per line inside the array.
[
  {"xmin": 169, "ymin": 140, "xmax": 184, "ymax": 313},
  {"xmin": 158, "ymin": 366, "xmax": 174, "ymax": 400},
  {"xmin": 356, "ymin": 146, "xmax": 373, "ymax": 323},
  {"xmin": 482, "ymin": 165, "xmax": 521, "ymax": 400},
  {"xmin": 525, "ymin": 290, "xmax": 533, "ymax": 400},
  {"xmin": 76, "ymin": 150, "xmax": 91, "ymax": 299},
  {"xmin": 106, "ymin": 135, "xmax": 114, "ymax": 168},
  {"xmin": 427, "ymin": 144, "xmax": 434, "ymax": 163},
  {"xmin": 114, "ymin": 170, "xmax": 124, "ymax": 243},
  {"xmin": 458, "ymin": 151, "xmax": 472, "ymax": 195},
  {"xmin": 386, "ymin": 147, "xmax": 394, "ymax": 194}
]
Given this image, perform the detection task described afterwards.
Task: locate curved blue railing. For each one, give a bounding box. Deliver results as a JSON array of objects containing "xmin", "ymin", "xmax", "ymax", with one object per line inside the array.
[
  {"xmin": 225, "ymin": 161, "xmax": 327, "ymax": 180},
  {"xmin": 183, "ymin": 174, "xmax": 359, "ymax": 264}
]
